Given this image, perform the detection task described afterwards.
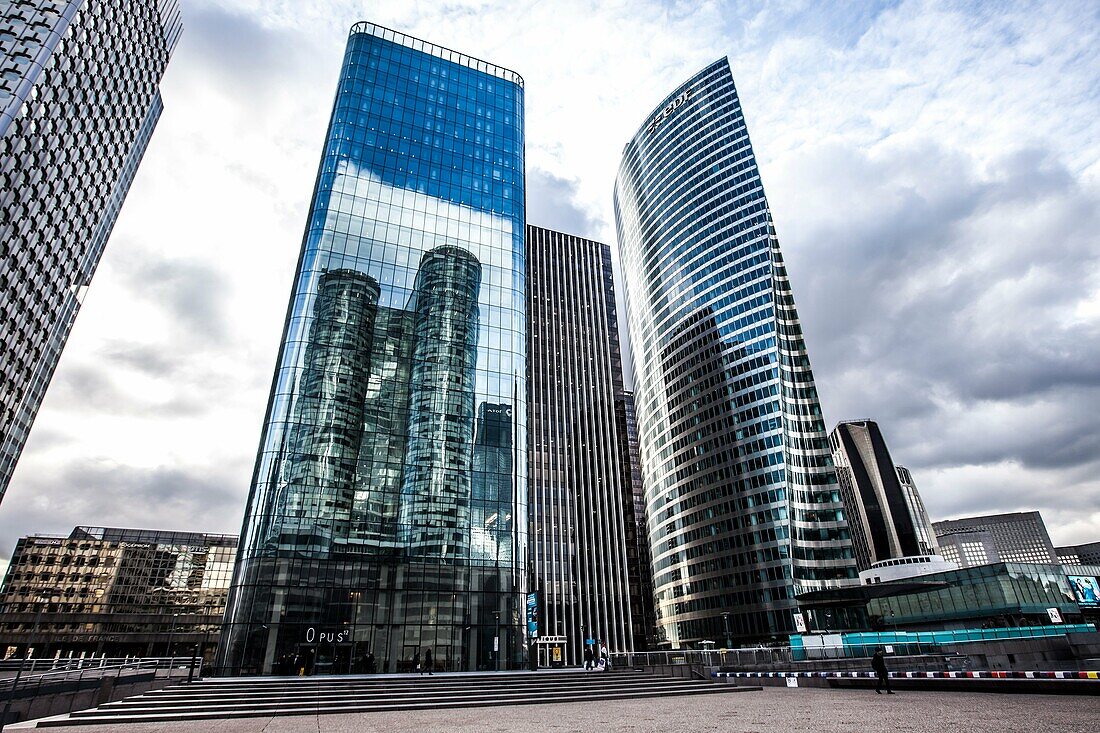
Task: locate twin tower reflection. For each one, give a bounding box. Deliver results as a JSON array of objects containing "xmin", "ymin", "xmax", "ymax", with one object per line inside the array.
[{"xmin": 267, "ymin": 244, "xmax": 513, "ymax": 564}]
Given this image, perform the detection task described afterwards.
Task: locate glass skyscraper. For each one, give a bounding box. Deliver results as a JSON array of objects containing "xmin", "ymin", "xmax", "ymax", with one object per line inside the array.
[
  {"xmin": 614, "ymin": 58, "xmax": 857, "ymax": 646},
  {"xmin": 219, "ymin": 23, "xmax": 526, "ymax": 675},
  {"xmin": 0, "ymin": 0, "xmax": 181, "ymax": 501}
]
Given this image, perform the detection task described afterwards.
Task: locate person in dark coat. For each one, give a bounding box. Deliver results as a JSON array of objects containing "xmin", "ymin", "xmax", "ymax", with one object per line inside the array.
[
  {"xmin": 872, "ymin": 648, "xmax": 894, "ymax": 694},
  {"xmin": 413, "ymin": 649, "xmax": 422, "ymax": 675},
  {"xmin": 583, "ymin": 644, "xmax": 594, "ymax": 671},
  {"xmin": 424, "ymin": 647, "xmax": 434, "ymax": 675}
]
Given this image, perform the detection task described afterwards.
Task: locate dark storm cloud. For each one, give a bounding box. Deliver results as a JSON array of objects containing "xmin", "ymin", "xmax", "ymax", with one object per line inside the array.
[
  {"xmin": 526, "ymin": 167, "xmax": 602, "ymax": 240},
  {"xmin": 0, "ymin": 459, "xmax": 243, "ymax": 561},
  {"xmin": 778, "ymin": 137, "xmax": 1100, "ymax": 490}
]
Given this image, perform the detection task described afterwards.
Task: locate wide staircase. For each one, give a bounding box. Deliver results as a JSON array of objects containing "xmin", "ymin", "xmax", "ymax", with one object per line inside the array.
[{"xmin": 20, "ymin": 669, "xmax": 758, "ymax": 727}]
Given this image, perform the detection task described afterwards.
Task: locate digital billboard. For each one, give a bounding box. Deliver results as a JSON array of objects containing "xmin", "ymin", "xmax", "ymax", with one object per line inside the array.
[{"xmin": 1069, "ymin": 575, "xmax": 1100, "ymax": 607}]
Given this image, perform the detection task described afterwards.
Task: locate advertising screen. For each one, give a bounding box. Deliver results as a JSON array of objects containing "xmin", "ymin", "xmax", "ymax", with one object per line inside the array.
[
  {"xmin": 1069, "ymin": 575, "xmax": 1100, "ymax": 606},
  {"xmin": 526, "ymin": 592, "xmax": 538, "ymax": 638}
]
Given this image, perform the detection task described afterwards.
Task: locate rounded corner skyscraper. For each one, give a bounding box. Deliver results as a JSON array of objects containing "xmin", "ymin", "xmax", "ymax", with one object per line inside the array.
[
  {"xmin": 219, "ymin": 23, "xmax": 526, "ymax": 675},
  {"xmin": 614, "ymin": 58, "xmax": 856, "ymax": 647}
]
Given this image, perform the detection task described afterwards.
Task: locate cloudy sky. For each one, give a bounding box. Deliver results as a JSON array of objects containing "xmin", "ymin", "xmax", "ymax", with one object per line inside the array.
[{"xmin": 5, "ymin": 0, "xmax": 1100, "ymax": 566}]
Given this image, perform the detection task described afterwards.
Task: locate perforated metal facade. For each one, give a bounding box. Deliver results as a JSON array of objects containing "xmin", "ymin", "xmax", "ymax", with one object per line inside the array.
[
  {"xmin": 0, "ymin": 0, "xmax": 181, "ymax": 500},
  {"xmin": 935, "ymin": 512, "xmax": 1058, "ymax": 567}
]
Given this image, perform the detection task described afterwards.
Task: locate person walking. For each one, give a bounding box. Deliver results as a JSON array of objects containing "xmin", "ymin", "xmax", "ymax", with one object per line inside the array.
[
  {"xmin": 413, "ymin": 649, "xmax": 422, "ymax": 675},
  {"xmin": 599, "ymin": 643, "xmax": 609, "ymax": 671},
  {"xmin": 424, "ymin": 647, "xmax": 434, "ymax": 675},
  {"xmin": 872, "ymin": 648, "xmax": 894, "ymax": 694},
  {"xmin": 583, "ymin": 644, "xmax": 594, "ymax": 672}
]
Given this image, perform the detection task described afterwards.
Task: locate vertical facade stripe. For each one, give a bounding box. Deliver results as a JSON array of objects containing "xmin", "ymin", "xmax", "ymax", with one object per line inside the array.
[{"xmin": 527, "ymin": 225, "xmax": 635, "ymax": 663}]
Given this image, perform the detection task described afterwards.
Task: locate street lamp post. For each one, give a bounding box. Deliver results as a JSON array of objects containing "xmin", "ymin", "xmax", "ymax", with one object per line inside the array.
[
  {"xmin": 190, "ymin": 602, "xmax": 214, "ymax": 683},
  {"xmin": 722, "ymin": 613, "xmax": 732, "ymax": 649},
  {"xmin": 0, "ymin": 590, "xmax": 57, "ymax": 732},
  {"xmin": 492, "ymin": 611, "xmax": 501, "ymax": 671},
  {"xmin": 165, "ymin": 613, "xmax": 180, "ymax": 658}
]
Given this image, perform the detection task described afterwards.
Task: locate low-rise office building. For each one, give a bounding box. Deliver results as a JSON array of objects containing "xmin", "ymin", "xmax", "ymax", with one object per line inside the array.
[
  {"xmin": 1057, "ymin": 542, "xmax": 1100, "ymax": 567},
  {"xmin": 0, "ymin": 527, "xmax": 235, "ymax": 662},
  {"xmin": 934, "ymin": 511, "xmax": 1058, "ymax": 566},
  {"xmin": 865, "ymin": 563, "xmax": 1083, "ymax": 630}
]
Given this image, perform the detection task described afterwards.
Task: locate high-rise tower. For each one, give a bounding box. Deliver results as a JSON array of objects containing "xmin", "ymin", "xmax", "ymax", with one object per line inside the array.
[
  {"xmin": 829, "ymin": 420, "xmax": 934, "ymax": 569},
  {"xmin": 525, "ymin": 225, "xmax": 640, "ymax": 664},
  {"xmin": 0, "ymin": 0, "xmax": 182, "ymax": 500},
  {"xmin": 219, "ymin": 23, "xmax": 526, "ymax": 675},
  {"xmin": 614, "ymin": 58, "xmax": 857, "ymax": 646}
]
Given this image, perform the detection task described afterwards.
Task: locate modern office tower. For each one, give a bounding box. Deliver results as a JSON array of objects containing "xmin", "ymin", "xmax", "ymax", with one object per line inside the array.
[
  {"xmin": 613, "ymin": 58, "xmax": 857, "ymax": 646},
  {"xmin": 526, "ymin": 225, "xmax": 634, "ymax": 665},
  {"xmin": 1058, "ymin": 542, "xmax": 1100, "ymax": 567},
  {"xmin": 0, "ymin": 0, "xmax": 181, "ymax": 501},
  {"xmin": 616, "ymin": 391, "xmax": 658, "ymax": 651},
  {"xmin": 220, "ymin": 23, "xmax": 526, "ymax": 675},
  {"xmin": 0, "ymin": 526, "xmax": 234, "ymax": 662},
  {"xmin": 896, "ymin": 465, "xmax": 939, "ymax": 556},
  {"xmin": 829, "ymin": 420, "xmax": 932, "ymax": 570},
  {"xmin": 935, "ymin": 511, "xmax": 1058, "ymax": 567}
]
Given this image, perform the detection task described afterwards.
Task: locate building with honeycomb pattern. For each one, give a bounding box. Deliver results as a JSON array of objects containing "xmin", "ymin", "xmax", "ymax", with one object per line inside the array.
[{"xmin": 0, "ymin": 0, "xmax": 181, "ymax": 501}]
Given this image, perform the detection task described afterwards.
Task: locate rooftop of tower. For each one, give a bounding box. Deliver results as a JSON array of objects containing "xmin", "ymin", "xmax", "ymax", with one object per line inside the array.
[{"xmin": 350, "ymin": 22, "xmax": 524, "ymax": 87}]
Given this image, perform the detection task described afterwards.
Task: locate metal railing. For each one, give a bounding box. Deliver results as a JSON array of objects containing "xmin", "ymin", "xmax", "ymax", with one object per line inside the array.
[
  {"xmin": 611, "ymin": 648, "xmax": 799, "ymax": 669},
  {"xmin": 0, "ymin": 657, "xmax": 201, "ymax": 730},
  {"xmin": 0, "ymin": 656, "xmax": 197, "ymax": 677}
]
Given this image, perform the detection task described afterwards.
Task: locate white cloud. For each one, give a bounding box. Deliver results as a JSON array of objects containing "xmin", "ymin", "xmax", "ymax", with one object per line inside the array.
[{"xmin": 5, "ymin": 0, "xmax": 1099, "ymax": 562}]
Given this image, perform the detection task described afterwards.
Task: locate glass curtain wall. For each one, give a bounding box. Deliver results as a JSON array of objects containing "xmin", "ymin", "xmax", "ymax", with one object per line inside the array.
[
  {"xmin": 614, "ymin": 58, "xmax": 857, "ymax": 647},
  {"xmin": 218, "ymin": 23, "xmax": 526, "ymax": 675}
]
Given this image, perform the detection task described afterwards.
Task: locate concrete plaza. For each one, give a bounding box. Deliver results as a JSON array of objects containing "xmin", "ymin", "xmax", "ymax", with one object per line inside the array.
[{"xmin": 27, "ymin": 685, "xmax": 1096, "ymax": 732}]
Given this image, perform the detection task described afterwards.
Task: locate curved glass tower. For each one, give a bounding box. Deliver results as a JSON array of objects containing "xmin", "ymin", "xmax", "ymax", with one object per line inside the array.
[
  {"xmin": 614, "ymin": 58, "xmax": 856, "ymax": 646},
  {"xmin": 219, "ymin": 23, "xmax": 526, "ymax": 675}
]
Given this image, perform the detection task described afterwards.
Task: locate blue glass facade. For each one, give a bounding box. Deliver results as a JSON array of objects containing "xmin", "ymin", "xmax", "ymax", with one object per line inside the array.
[
  {"xmin": 219, "ymin": 23, "xmax": 526, "ymax": 675},
  {"xmin": 614, "ymin": 59, "xmax": 857, "ymax": 647}
]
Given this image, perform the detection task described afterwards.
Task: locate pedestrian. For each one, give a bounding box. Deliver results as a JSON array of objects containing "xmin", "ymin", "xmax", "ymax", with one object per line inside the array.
[
  {"xmin": 366, "ymin": 651, "xmax": 376, "ymax": 674},
  {"xmin": 872, "ymin": 648, "xmax": 894, "ymax": 694},
  {"xmin": 424, "ymin": 647, "xmax": 434, "ymax": 675},
  {"xmin": 583, "ymin": 644, "xmax": 594, "ymax": 671},
  {"xmin": 599, "ymin": 643, "xmax": 609, "ymax": 671},
  {"xmin": 413, "ymin": 649, "xmax": 421, "ymax": 675}
]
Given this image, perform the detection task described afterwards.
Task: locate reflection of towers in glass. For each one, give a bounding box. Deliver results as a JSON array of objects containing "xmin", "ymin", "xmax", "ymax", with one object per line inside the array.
[
  {"xmin": 471, "ymin": 403, "xmax": 513, "ymax": 563},
  {"xmin": 220, "ymin": 22, "xmax": 526, "ymax": 676},
  {"xmin": 351, "ymin": 306, "xmax": 415, "ymax": 549},
  {"xmin": 280, "ymin": 269, "xmax": 380, "ymax": 551},
  {"xmin": 401, "ymin": 246, "xmax": 482, "ymax": 560}
]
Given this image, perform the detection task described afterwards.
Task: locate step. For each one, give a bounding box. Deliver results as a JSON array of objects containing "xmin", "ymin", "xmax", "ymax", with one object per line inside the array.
[
  {"xmin": 104, "ymin": 675, "xmax": 668, "ymax": 704},
  {"xmin": 86, "ymin": 679, "xmax": 708, "ymax": 715},
  {"xmin": 34, "ymin": 682, "xmax": 758, "ymax": 727}
]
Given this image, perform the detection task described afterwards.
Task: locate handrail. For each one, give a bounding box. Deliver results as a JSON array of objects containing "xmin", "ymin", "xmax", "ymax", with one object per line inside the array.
[
  {"xmin": 0, "ymin": 656, "xmax": 202, "ymax": 731},
  {"xmin": 0, "ymin": 657, "xmax": 199, "ymax": 694}
]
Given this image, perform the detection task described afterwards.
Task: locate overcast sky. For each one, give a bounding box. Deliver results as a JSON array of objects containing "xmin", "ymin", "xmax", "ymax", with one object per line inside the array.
[{"xmin": 4, "ymin": 0, "xmax": 1099, "ymax": 567}]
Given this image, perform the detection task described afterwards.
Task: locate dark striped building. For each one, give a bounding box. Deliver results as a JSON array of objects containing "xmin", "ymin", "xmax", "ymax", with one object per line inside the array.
[{"xmin": 526, "ymin": 225, "xmax": 653, "ymax": 664}]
